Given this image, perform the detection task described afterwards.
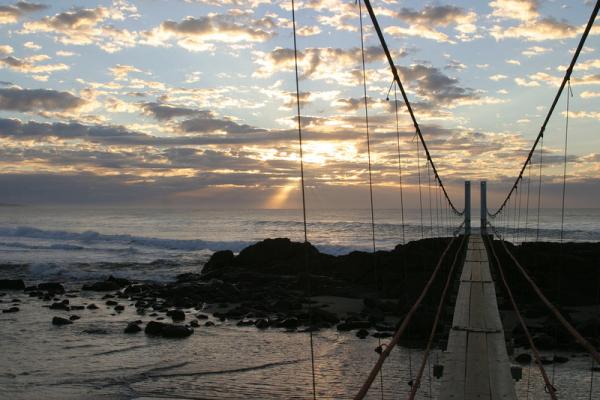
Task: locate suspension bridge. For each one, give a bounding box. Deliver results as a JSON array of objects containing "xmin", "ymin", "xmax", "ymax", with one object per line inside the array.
[{"xmin": 287, "ymin": 0, "xmax": 600, "ymax": 398}]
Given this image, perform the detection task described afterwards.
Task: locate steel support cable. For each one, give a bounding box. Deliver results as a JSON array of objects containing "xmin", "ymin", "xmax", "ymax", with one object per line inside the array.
[
  {"xmin": 485, "ymin": 233, "xmax": 557, "ymax": 399},
  {"xmin": 393, "ymin": 83, "xmax": 406, "ymax": 246},
  {"xmin": 536, "ymin": 138, "xmax": 544, "ymax": 242},
  {"xmin": 360, "ymin": 0, "xmax": 462, "ymax": 216},
  {"xmin": 517, "ymin": 181, "xmax": 523, "ymax": 243},
  {"xmin": 524, "ymin": 161, "xmax": 532, "ymax": 242},
  {"xmin": 357, "ymin": 2, "xmax": 385, "ymax": 398},
  {"xmin": 408, "ymin": 234, "xmax": 467, "ymax": 400},
  {"xmin": 489, "ymin": 0, "xmax": 599, "ymax": 217},
  {"xmin": 353, "ymin": 232, "xmax": 461, "ymax": 400},
  {"xmin": 290, "ymin": 0, "xmax": 316, "ymax": 397},
  {"xmin": 427, "ymin": 161, "xmax": 434, "ymax": 237},
  {"xmin": 393, "ymin": 82, "xmax": 413, "ymax": 383},
  {"xmin": 488, "ymin": 223, "xmax": 600, "ymax": 365},
  {"xmin": 417, "ymin": 140, "xmax": 424, "ymax": 239}
]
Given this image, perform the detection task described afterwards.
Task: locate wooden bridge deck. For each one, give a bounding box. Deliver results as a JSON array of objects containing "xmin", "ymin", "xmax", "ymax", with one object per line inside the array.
[{"xmin": 439, "ymin": 235, "xmax": 517, "ymax": 400}]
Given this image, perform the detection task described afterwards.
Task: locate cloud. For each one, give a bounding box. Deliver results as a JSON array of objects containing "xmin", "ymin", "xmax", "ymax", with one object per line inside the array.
[
  {"xmin": 0, "ymin": 1, "xmax": 47, "ymax": 24},
  {"xmin": 22, "ymin": 6, "xmax": 138, "ymax": 53},
  {"xmin": 0, "ymin": 55, "xmax": 69, "ymax": 78},
  {"xmin": 252, "ymin": 46, "xmax": 389, "ymax": 85},
  {"xmin": 397, "ymin": 64, "xmax": 478, "ymax": 106},
  {"xmin": 522, "ymin": 46, "xmax": 551, "ymax": 57},
  {"xmin": 489, "ymin": 0, "xmax": 539, "ymax": 22},
  {"xmin": 109, "ymin": 64, "xmax": 142, "ymax": 80},
  {"xmin": 142, "ymin": 13, "xmax": 276, "ymax": 52},
  {"xmin": 491, "ymin": 17, "xmax": 577, "ymax": 41},
  {"xmin": 0, "ymin": 88, "xmax": 86, "ymax": 113},
  {"xmin": 490, "ymin": 74, "xmax": 507, "ymax": 81},
  {"xmin": 0, "ymin": 45, "xmax": 13, "ymax": 55},
  {"xmin": 141, "ymin": 102, "xmax": 197, "ymax": 121},
  {"xmin": 386, "ymin": 5, "xmax": 478, "ymax": 43}
]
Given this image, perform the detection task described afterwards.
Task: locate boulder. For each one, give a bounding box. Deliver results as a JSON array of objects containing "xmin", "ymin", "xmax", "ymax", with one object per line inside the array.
[
  {"xmin": 82, "ymin": 276, "xmax": 130, "ymax": 291},
  {"xmin": 2, "ymin": 307, "xmax": 19, "ymax": 313},
  {"xmin": 356, "ymin": 328, "xmax": 369, "ymax": 339},
  {"xmin": 38, "ymin": 282, "xmax": 65, "ymax": 294},
  {"xmin": 114, "ymin": 305, "xmax": 125, "ymax": 312},
  {"xmin": 175, "ymin": 273, "xmax": 202, "ymax": 283},
  {"xmin": 167, "ymin": 309, "xmax": 185, "ymax": 322},
  {"xmin": 161, "ymin": 324, "xmax": 194, "ymax": 338},
  {"xmin": 124, "ymin": 322, "xmax": 142, "ymax": 333},
  {"xmin": 145, "ymin": 321, "xmax": 166, "ymax": 335},
  {"xmin": 52, "ymin": 316, "xmax": 73, "ymax": 325},
  {"xmin": 0, "ymin": 279, "xmax": 25, "ymax": 290},
  {"xmin": 50, "ymin": 302, "xmax": 70, "ymax": 311},
  {"xmin": 203, "ymin": 250, "xmax": 234, "ymax": 273},
  {"xmin": 515, "ymin": 353, "xmax": 532, "ymax": 364},
  {"xmin": 86, "ymin": 303, "xmax": 99, "ymax": 310}
]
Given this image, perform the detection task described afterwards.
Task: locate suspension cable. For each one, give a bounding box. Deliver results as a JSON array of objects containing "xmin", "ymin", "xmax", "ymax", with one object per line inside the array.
[
  {"xmin": 360, "ymin": 0, "xmax": 462, "ymax": 215},
  {"xmin": 417, "ymin": 140, "xmax": 424, "ymax": 239},
  {"xmin": 485, "ymin": 233, "xmax": 557, "ymax": 399},
  {"xmin": 488, "ymin": 223, "xmax": 600, "ymax": 365},
  {"xmin": 357, "ymin": 2, "xmax": 385, "ymax": 398},
  {"xmin": 354, "ymin": 232, "xmax": 461, "ymax": 399},
  {"xmin": 536, "ymin": 137, "xmax": 543, "ymax": 242},
  {"xmin": 290, "ymin": 2, "xmax": 317, "ymax": 398},
  {"xmin": 408, "ymin": 234, "xmax": 466, "ymax": 399},
  {"xmin": 392, "ymin": 83, "xmax": 406, "ymax": 245},
  {"xmin": 489, "ymin": 0, "xmax": 599, "ymax": 216}
]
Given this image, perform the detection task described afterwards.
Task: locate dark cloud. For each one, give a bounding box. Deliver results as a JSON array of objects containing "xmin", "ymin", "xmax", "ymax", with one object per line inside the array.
[
  {"xmin": 0, "ymin": 87, "xmax": 86, "ymax": 113},
  {"xmin": 179, "ymin": 112, "xmax": 266, "ymax": 135},
  {"xmin": 32, "ymin": 8, "xmax": 106, "ymax": 30},
  {"xmin": 398, "ymin": 64, "xmax": 476, "ymax": 105},
  {"xmin": 0, "ymin": 1, "xmax": 47, "ymax": 23},
  {"xmin": 397, "ymin": 5, "xmax": 470, "ymax": 26},
  {"xmin": 0, "ymin": 118, "xmax": 291, "ymax": 146},
  {"xmin": 141, "ymin": 102, "xmax": 197, "ymax": 120}
]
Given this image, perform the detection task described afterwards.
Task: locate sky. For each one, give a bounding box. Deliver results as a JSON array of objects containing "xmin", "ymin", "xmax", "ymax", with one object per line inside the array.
[{"xmin": 0, "ymin": 0, "xmax": 599, "ymax": 211}]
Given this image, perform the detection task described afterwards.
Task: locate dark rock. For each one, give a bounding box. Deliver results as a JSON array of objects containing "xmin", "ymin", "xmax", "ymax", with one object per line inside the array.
[
  {"xmin": 372, "ymin": 331, "xmax": 393, "ymax": 338},
  {"xmin": 52, "ymin": 316, "xmax": 73, "ymax": 325},
  {"xmin": 105, "ymin": 300, "xmax": 118, "ymax": 306},
  {"xmin": 0, "ymin": 279, "xmax": 25, "ymax": 290},
  {"xmin": 69, "ymin": 315, "xmax": 80, "ymax": 321},
  {"xmin": 166, "ymin": 309, "xmax": 185, "ymax": 322},
  {"xmin": 196, "ymin": 313, "xmax": 209, "ymax": 319},
  {"xmin": 337, "ymin": 320, "xmax": 371, "ymax": 331},
  {"xmin": 255, "ymin": 318, "xmax": 270, "ymax": 329},
  {"xmin": 114, "ymin": 305, "xmax": 125, "ymax": 312},
  {"xmin": 83, "ymin": 328, "xmax": 108, "ymax": 334},
  {"xmin": 70, "ymin": 305, "xmax": 84, "ymax": 310},
  {"xmin": 124, "ymin": 322, "xmax": 142, "ymax": 333},
  {"xmin": 2, "ymin": 306, "xmax": 19, "ymax": 313},
  {"xmin": 203, "ymin": 250, "xmax": 234, "ymax": 272},
  {"xmin": 553, "ymin": 355, "xmax": 569, "ymax": 363},
  {"xmin": 310, "ymin": 308, "xmax": 339, "ymax": 324},
  {"xmin": 279, "ymin": 318, "xmax": 299, "ymax": 330},
  {"xmin": 175, "ymin": 273, "xmax": 202, "ymax": 283},
  {"xmin": 82, "ymin": 276, "xmax": 130, "ymax": 291},
  {"xmin": 356, "ymin": 328, "xmax": 369, "ymax": 339},
  {"xmin": 86, "ymin": 303, "xmax": 99, "ymax": 310},
  {"xmin": 38, "ymin": 282, "xmax": 65, "ymax": 294},
  {"xmin": 145, "ymin": 321, "xmax": 166, "ymax": 335},
  {"xmin": 190, "ymin": 320, "xmax": 200, "ymax": 328},
  {"xmin": 515, "ymin": 353, "xmax": 532, "ymax": 364},
  {"xmin": 161, "ymin": 324, "xmax": 193, "ymax": 338},
  {"xmin": 205, "ymin": 321, "xmax": 215, "ymax": 327},
  {"xmin": 50, "ymin": 302, "xmax": 70, "ymax": 311}
]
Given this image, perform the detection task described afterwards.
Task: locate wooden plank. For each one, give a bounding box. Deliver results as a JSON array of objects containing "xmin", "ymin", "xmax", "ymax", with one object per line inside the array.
[
  {"xmin": 487, "ymin": 332, "xmax": 518, "ymax": 400},
  {"xmin": 440, "ymin": 235, "xmax": 516, "ymax": 400},
  {"xmin": 469, "ymin": 283, "xmax": 486, "ymax": 330},
  {"xmin": 465, "ymin": 332, "xmax": 491, "ymax": 400},
  {"xmin": 440, "ymin": 330, "xmax": 467, "ymax": 400}
]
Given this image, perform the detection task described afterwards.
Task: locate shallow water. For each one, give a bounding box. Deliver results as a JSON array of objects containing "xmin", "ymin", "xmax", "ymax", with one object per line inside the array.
[{"xmin": 1, "ymin": 289, "xmax": 599, "ymax": 399}]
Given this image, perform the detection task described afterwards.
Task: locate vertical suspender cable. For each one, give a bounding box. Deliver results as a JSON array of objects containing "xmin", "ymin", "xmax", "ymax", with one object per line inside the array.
[
  {"xmin": 393, "ymin": 84, "xmax": 406, "ymax": 245},
  {"xmin": 536, "ymin": 137, "xmax": 544, "ymax": 242},
  {"xmin": 524, "ymin": 161, "xmax": 532, "ymax": 242},
  {"xmin": 290, "ymin": 1, "xmax": 316, "ymax": 398},
  {"xmin": 417, "ymin": 140, "xmax": 424, "ymax": 239},
  {"xmin": 357, "ymin": 2, "xmax": 384, "ymax": 398},
  {"xmin": 427, "ymin": 161, "xmax": 433, "ymax": 237}
]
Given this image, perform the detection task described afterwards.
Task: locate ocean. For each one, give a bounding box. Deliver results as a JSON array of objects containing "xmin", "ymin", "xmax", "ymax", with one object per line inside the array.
[
  {"xmin": 1, "ymin": 206, "xmax": 599, "ymax": 399},
  {"xmin": 1, "ymin": 206, "xmax": 598, "ymax": 283}
]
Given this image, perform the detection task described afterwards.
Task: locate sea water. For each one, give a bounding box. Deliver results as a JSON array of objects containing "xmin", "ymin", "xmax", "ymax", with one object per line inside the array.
[{"xmin": 1, "ymin": 206, "xmax": 599, "ymax": 399}]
